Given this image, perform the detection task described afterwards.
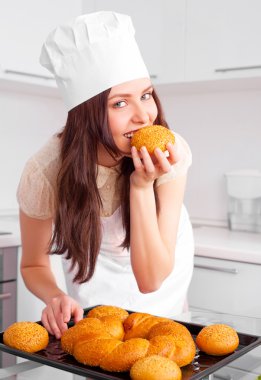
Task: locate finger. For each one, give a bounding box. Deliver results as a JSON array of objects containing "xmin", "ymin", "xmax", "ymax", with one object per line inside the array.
[
  {"xmin": 131, "ymin": 146, "xmax": 143, "ymax": 171},
  {"xmin": 154, "ymin": 148, "xmax": 172, "ymax": 172},
  {"xmin": 167, "ymin": 142, "xmax": 180, "ymax": 164},
  {"xmin": 46, "ymin": 307, "xmax": 64, "ymax": 339},
  {"xmin": 60, "ymin": 297, "xmax": 72, "ymax": 323},
  {"xmin": 56, "ymin": 310, "xmax": 69, "ymax": 335},
  {"xmin": 72, "ymin": 305, "xmax": 84, "ymax": 324},
  {"xmin": 140, "ymin": 146, "xmax": 155, "ymax": 174},
  {"xmin": 41, "ymin": 309, "xmax": 53, "ymax": 335}
]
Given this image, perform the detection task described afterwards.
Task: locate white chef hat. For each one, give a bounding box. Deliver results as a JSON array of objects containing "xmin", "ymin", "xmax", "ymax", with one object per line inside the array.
[{"xmin": 39, "ymin": 11, "xmax": 150, "ymax": 111}]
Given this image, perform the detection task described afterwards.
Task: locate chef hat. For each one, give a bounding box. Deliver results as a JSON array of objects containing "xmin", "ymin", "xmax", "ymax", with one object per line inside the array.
[{"xmin": 39, "ymin": 11, "xmax": 150, "ymax": 111}]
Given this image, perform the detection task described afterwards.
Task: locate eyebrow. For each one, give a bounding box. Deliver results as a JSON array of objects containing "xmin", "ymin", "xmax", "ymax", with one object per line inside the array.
[{"xmin": 108, "ymin": 85, "xmax": 153, "ymax": 101}]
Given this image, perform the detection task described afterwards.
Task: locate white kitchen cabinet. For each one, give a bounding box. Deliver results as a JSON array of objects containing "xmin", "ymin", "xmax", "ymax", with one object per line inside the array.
[
  {"xmin": 188, "ymin": 255, "xmax": 261, "ymax": 318},
  {"xmin": 210, "ymin": 367, "xmax": 259, "ymax": 380},
  {"xmin": 0, "ymin": 0, "xmax": 82, "ymax": 84},
  {"xmin": 82, "ymin": 0, "xmax": 186, "ymax": 84},
  {"xmin": 185, "ymin": 0, "xmax": 261, "ymax": 81}
]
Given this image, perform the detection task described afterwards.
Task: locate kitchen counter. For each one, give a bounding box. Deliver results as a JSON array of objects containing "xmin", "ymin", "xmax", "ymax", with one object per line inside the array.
[
  {"xmin": 193, "ymin": 225, "xmax": 261, "ymax": 264},
  {"xmin": 1, "ymin": 214, "xmax": 261, "ymax": 264},
  {"xmin": 0, "ymin": 214, "xmax": 20, "ymax": 248}
]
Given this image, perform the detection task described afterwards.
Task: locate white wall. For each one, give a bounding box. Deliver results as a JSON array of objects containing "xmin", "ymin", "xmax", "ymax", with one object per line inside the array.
[
  {"xmin": 0, "ymin": 87, "xmax": 66, "ymax": 212},
  {"xmin": 158, "ymin": 88, "xmax": 261, "ymax": 225}
]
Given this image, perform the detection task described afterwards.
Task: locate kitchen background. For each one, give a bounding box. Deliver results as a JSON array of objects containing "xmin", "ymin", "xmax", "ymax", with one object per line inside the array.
[
  {"xmin": 1, "ymin": 0, "xmax": 261, "ymax": 379},
  {"xmin": 1, "ymin": 0, "xmax": 261, "ymax": 222}
]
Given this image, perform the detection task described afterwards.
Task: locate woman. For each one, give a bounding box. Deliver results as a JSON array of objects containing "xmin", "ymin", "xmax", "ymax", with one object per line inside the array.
[{"xmin": 17, "ymin": 11, "xmax": 194, "ymax": 339}]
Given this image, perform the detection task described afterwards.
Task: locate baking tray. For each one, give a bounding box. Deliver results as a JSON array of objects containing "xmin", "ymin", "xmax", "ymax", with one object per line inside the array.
[{"xmin": 0, "ymin": 307, "xmax": 261, "ymax": 380}]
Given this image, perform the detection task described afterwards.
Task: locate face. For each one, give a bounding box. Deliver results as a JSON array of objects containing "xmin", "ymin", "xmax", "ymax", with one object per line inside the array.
[{"xmin": 98, "ymin": 78, "xmax": 158, "ymax": 166}]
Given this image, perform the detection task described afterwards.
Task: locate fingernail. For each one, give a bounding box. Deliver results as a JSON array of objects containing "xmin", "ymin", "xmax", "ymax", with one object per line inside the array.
[{"xmin": 155, "ymin": 147, "xmax": 162, "ymax": 154}]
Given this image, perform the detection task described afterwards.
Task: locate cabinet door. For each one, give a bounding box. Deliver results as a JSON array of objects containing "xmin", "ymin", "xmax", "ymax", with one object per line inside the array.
[
  {"xmin": 82, "ymin": 0, "xmax": 186, "ymax": 84},
  {"xmin": 185, "ymin": 0, "xmax": 261, "ymax": 81},
  {"xmin": 0, "ymin": 0, "xmax": 82, "ymax": 79},
  {"xmin": 212, "ymin": 366, "xmax": 258, "ymax": 380},
  {"xmin": 188, "ymin": 256, "xmax": 261, "ymax": 318}
]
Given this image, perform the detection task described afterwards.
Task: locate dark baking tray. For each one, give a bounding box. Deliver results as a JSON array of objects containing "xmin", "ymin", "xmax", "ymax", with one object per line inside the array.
[{"xmin": 0, "ymin": 307, "xmax": 261, "ymax": 380}]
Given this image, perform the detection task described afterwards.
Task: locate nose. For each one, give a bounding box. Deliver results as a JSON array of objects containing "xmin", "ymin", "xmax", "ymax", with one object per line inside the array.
[{"xmin": 132, "ymin": 103, "xmax": 150, "ymax": 125}]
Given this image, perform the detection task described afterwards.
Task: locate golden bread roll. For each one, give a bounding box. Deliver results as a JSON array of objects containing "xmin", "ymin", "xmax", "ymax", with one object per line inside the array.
[
  {"xmin": 100, "ymin": 316, "xmax": 125, "ymax": 340},
  {"xmin": 74, "ymin": 338, "xmax": 122, "ymax": 366},
  {"xmin": 196, "ymin": 324, "xmax": 239, "ymax": 356},
  {"xmin": 130, "ymin": 355, "xmax": 182, "ymax": 380},
  {"xmin": 3, "ymin": 322, "xmax": 49, "ymax": 353},
  {"xmin": 61, "ymin": 317, "xmax": 111, "ymax": 354},
  {"xmin": 87, "ymin": 305, "xmax": 129, "ymax": 322},
  {"xmin": 148, "ymin": 321, "xmax": 192, "ymax": 340},
  {"xmin": 124, "ymin": 312, "xmax": 170, "ymax": 340},
  {"xmin": 61, "ymin": 306, "xmax": 197, "ymax": 373},
  {"xmin": 100, "ymin": 338, "xmax": 150, "ymax": 372},
  {"xmin": 131, "ymin": 125, "xmax": 175, "ymax": 154},
  {"xmin": 147, "ymin": 335, "xmax": 196, "ymax": 367}
]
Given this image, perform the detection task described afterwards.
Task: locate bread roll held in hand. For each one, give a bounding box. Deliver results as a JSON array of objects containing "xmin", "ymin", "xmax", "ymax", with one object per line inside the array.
[
  {"xmin": 131, "ymin": 125, "xmax": 175, "ymax": 154},
  {"xmin": 3, "ymin": 322, "xmax": 49, "ymax": 353},
  {"xmin": 196, "ymin": 324, "xmax": 239, "ymax": 356}
]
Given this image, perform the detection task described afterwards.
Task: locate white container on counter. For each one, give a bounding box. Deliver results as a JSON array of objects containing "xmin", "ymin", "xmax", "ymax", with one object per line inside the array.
[{"xmin": 225, "ymin": 169, "xmax": 261, "ymax": 233}]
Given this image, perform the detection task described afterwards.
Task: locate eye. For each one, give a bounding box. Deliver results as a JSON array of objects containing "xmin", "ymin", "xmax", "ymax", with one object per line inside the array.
[
  {"xmin": 141, "ymin": 92, "xmax": 152, "ymax": 101},
  {"xmin": 113, "ymin": 100, "xmax": 127, "ymax": 108}
]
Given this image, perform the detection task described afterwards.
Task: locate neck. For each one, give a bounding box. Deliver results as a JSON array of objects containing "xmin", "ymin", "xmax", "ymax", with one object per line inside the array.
[{"xmin": 97, "ymin": 143, "xmax": 122, "ymax": 167}]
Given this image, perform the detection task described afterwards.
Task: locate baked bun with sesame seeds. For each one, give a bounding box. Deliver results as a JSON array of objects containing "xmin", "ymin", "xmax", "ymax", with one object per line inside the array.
[
  {"xmin": 196, "ymin": 324, "xmax": 239, "ymax": 356},
  {"xmin": 86, "ymin": 305, "xmax": 129, "ymax": 322},
  {"xmin": 130, "ymin": 355, "xmax": 182, "ymax": 380},
  {"xmin": 3, "ymin": 321, "xmax": 49, "ymax": 353},
  {"xmin": 131, "ymin": 125, "xmax": 175, "ymax": 155},
  {"xmin": 61, "ymin": 317, "xmax": 116, "ymax": 355},
  {"xmin": 67, "ymin": 308, "xmax": 196, "ymax": 372}
]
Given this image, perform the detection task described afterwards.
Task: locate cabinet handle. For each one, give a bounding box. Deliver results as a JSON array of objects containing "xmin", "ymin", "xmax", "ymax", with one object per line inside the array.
[
  {"xmin": 0, "ymin": 292, "xmax": 12, "ymax": 300},
  {"xmin": 150, "ymin": 74, "xmax": 158, "ymax": 79},
  {"xmin": 213, "ymin": 374, "xmax": 233, "ymax": 380},
  {"xmin": 194, "ymin": 264, "xmax": 238, "ymax": 274},
  {"xmin": 4, "ymin": 69, "xmax": 55, "ymax": 81},
  {"xmin": 215, "ymin": 65, "xmax": 261, "ymax": 73}
]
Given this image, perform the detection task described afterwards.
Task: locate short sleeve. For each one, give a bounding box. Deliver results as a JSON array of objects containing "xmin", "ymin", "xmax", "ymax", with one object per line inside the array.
[
  {"xmin": 17, "ymin": 158, "xmax": 55, "ymax": 219},
  {"xmin": 155, "ymin": 132, "xmax": 192, "ymax": 187}
]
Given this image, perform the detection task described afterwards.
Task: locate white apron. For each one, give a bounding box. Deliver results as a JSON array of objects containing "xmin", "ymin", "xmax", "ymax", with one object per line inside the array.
[{"xmin": 62, "ymin": 205, "xmax": 194, "ymax": 318}]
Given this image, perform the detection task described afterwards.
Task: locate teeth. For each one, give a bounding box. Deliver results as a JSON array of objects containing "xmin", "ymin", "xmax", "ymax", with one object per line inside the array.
[{"xmin": 124, "ymin": 132, "xmax": 134, "ymax": 139}]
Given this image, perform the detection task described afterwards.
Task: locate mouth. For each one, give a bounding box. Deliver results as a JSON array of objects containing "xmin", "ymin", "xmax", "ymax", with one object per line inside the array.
[
  {"xmin": 123, "ymin": 130, "xmax": 136, "ymax": 139},
  {"xmin": 124, "ymin": 126, "xmax": 149, "ymax": 139}
]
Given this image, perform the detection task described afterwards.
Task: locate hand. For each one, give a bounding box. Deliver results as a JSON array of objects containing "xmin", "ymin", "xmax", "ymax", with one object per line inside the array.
[
  {"xmin": 41, "ymin": 294, "xmax": 83, "ymax": 339},
  {"xmin": 130, "ymin": 142, "xmax": 179, "ymax": 188}
]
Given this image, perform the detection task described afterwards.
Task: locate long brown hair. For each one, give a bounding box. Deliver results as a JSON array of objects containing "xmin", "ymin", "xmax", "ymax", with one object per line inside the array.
[{"xmin": 50, "ymin": 88, "xmax": 169, "ymax": 283}]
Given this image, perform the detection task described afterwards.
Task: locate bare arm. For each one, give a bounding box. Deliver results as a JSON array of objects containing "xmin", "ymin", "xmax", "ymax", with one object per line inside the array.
[
  {"xmin": 130, "ymin": 143, "xmax": 187, "ymax": 293},
  {"xmin": 19, "ymin": 210, "xmax": 83, "ymax": 338},
  {"xmin": 20, "ymin": 210, "xmax": 64, "ymax": 303}
]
